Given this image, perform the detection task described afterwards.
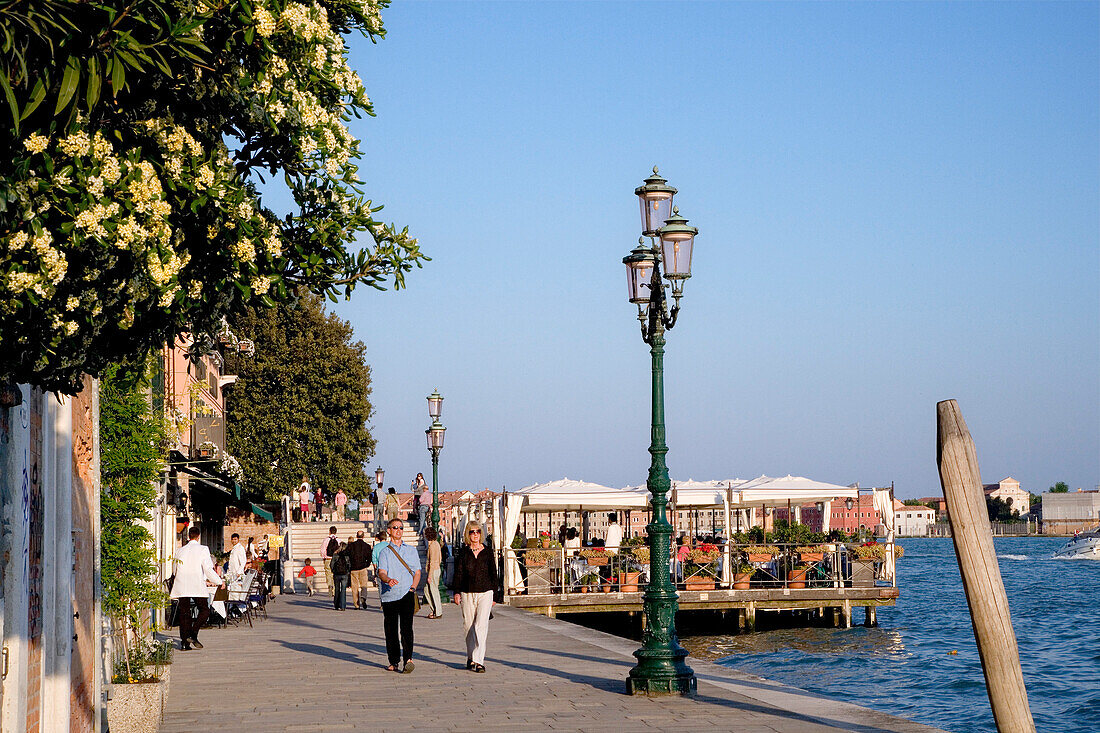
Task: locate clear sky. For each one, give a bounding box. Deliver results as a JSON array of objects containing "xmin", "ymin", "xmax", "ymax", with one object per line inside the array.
[{"xmin": 291, "ymin": 2, "xmax": 1099, "ymax": 498}]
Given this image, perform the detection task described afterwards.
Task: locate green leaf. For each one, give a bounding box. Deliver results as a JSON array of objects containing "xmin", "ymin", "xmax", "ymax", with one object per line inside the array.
[
  {"xmin": 55, "ymin": 56, "xmax": 80, "ymax": 115},
  {"xmin": 86, "ymin": 57, "xmax": 102, "ymax": 108},
  {"xmin": 0, "ymin": 72, "xmax": 19, "ymax": 134},
  {"xmin": 21, "ymin": 78, "xmax": 47, "ymax": 120}
]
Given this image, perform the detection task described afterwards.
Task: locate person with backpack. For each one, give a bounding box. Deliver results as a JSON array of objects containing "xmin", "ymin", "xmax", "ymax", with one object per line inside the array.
[
  {"xmin": 320, "ymin": 526, "xmax": 339, "ymax": 598},
  {"xmin": 384, "ymin": 487, "xmax": 400, "ymax": 525},
  {"xmin": 330, "ymin": 542, "xmax": 351, "ymax": 610}
]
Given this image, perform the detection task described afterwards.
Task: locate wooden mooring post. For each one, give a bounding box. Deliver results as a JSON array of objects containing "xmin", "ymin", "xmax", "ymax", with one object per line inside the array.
[{"xmin": 937, "ymin": 399, "xmax": 1035, "ymax": 733}]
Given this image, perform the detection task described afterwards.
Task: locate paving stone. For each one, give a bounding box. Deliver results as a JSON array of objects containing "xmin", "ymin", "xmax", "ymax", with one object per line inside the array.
[{"xmin": 161, "ymin": 593, "xmax": 944, "ymax": 733}]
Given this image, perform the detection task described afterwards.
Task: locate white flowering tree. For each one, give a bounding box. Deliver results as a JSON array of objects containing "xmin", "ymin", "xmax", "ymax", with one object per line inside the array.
[{"xmin": 0, "ymin": 0, "xmax": 423, "ymax": 393}]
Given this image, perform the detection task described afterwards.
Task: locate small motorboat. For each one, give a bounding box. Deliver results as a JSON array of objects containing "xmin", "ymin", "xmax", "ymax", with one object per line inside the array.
[{"xmin": 1053, "ymin": 528, "xmax": 1100, "ymax": 559}]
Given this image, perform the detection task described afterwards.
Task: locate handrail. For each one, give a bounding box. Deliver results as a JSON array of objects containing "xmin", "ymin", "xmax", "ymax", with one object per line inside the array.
[{"xmin": 500, "ymin": 540, "xmax": 900, "ymax": 597}]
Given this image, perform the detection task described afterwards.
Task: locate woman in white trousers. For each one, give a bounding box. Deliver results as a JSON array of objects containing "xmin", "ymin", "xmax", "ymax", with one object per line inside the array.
[{"xmin": 450, "ymin": 520, "xmax": 498, "ymax": 672}]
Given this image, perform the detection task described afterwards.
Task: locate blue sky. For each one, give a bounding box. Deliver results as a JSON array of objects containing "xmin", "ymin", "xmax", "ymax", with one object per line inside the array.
[{"xmin": 298, "ymin": 2, "xmax": 1098, "ymax": 497}]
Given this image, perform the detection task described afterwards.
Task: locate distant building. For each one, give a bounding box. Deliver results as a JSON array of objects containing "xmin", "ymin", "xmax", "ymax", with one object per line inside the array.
[
  {"xmin": 983, "ymin": 477, "xmax": 1030, "ymax": 517},
  {"xmin": 829, "ymin": 495, "xmax": 886, "ymax": 533},
  {"xmin": 1041, "ymin": 490, "xmax": 1100, "ymax": 534},
  {"xmin": 895, "ymin": 500, "xmax": 936, "ymax": 536},
  {"xmin": 917, "ymin": 496, "xmax": 948, "ymax": 520}
]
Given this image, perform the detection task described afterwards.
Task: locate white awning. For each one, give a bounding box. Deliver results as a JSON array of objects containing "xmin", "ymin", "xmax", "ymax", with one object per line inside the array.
[
  {"xmin": 507, "ymin": 478, "xmax": 650, "ymax": 512},
  {"xmin": 735, "ymin": 474, "xmax": 857, "ymax": 507}
]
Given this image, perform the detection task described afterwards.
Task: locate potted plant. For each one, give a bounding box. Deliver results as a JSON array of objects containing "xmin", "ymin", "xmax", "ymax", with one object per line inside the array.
[
  {"xmin": 579, "ymin": 547, "xmax": 609, "ymax": 566},
  {"xmin": 732, "ymin": 562, "xmax": 754, "ymax": 589},
  {"xmin": 795, "ymin": 545, "xmax": 826, "ymax": 563},
  {"xmin": 631, "ymin": 545, "xmax": 650, "ymax": 565},
  {"xmin": 577, "ymin": 572, "xmax": 600, "ymax": 593},
  {"xmin": 539, "ymin": 531, "xmax": 552, "ymax": 549},
  {"xmin": 848, "ymin": 542, "xmax": 885, "ymax": 587},
  {"xmin": 683, "ymin": 544, "xmax": 721, "ymax": 590},
  {"xmin": 745, "ymin": 544, "xmax": 779, "ymax": 563},
  {"xmin": 525, "ymin": 548, "xmax": 554, "ymax": 568},
  {"xmin": 787, "ymin": 565, "xmax": 809, "ymax": 589}
]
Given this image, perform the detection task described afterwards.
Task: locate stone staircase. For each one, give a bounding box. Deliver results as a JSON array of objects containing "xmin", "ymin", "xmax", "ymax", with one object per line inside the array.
[{"xmin": 284, "ymin": 519, "xmax": 430, "ymax": 595}]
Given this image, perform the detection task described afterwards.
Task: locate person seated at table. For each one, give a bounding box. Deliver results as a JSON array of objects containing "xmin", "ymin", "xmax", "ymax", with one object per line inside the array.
[
  {"xmin": 564, "ymin": 527, "xmax": 580, "ymax": 556},
  {"xmin": 297, "ymin": 558, "xmax": 318, "ymax": 596},
  {"xmin": 675, "ymin": 535, "xmax": 691, "ymax": 581}
]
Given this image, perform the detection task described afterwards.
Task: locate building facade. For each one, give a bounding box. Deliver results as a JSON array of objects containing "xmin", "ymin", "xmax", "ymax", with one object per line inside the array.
[
  {"xmin": 895, "ymin": 501, "xmax": 936, "ymax": 536},
  {"xmin": 1041, "ymin": 490, "xmax": 1100, "ymax": 535},
  {"xmin": 983, "ymin": 477, "xmax": 1031, "ymax": 517}
]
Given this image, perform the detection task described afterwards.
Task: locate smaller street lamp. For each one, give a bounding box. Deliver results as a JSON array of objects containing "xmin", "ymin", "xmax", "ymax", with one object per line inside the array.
[
  {"xmin": 375, "ymin": 465, "xmax": 385, "ymax": 490},
  {"xmin": 425, "ymin": 391, "xmax": 446, "ymax": 535}
]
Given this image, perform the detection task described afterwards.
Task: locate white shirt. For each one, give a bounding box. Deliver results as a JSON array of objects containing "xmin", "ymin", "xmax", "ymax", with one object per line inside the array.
[
  {"xmin": 227, "ymin": 542, "xmax": 247, "ymax": 577},
  {"xmin": 320, "ymin": 534, "xmax": 337, "ymax": 559},
  {"xmin": 171, "ymin": 540, "xmax": 223, "ymax": 598},
  {"xmin": 604, "ymin": 523, "xmax": 623, "ymax": 555}
]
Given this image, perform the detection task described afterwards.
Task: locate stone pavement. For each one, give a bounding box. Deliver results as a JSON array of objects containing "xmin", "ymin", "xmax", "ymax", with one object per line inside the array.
[{"xmin": 161, "ymin": 592, "xmax": 944, "ymax": 733}]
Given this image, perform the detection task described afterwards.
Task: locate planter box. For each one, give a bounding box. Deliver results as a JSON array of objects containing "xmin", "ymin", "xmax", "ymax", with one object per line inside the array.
[
  {"xmin": 584, "ymin": 556, "xmax": 609, "ymax": 566},
  {"xmin": 684, "ymin": 578, "xmax": 715, "ymax": 591},
  {"xmin": 747, "ymin": 554, "xmax": 774, "ymax": 563},
  {"xmin": 850, "ymin": 558, "xmax": 877, "ymax": 588},
  {"xmin": 799, "ymin": 552, "xmax": 824, "ymax": 563},
  {"xmin": 107, "ymin": 667, "xmax": 170, "ymax": 733},
  {"xmin": 527, "ymin": 567, "xmax": 554, "ymax": 594}
]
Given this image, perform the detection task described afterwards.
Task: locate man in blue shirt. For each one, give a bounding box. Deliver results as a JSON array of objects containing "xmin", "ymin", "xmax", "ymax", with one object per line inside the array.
[{"xmin": 375, "ymin": 518, "xmax": 421, "ymax": 673}]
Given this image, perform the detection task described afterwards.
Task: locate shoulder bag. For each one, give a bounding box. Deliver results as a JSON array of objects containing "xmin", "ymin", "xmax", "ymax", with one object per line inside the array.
[{"xmin": 385, "ymin": 544, "xmax": 421, "ymax": 614}]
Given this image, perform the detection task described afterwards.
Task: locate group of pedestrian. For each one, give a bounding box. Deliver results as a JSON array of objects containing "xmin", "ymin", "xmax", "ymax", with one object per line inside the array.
[{"xmin": 293, "ymin": 475, "xmax": 348, "ymax": 523}]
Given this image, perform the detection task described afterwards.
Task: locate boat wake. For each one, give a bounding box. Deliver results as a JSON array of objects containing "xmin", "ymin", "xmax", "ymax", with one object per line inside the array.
[{"xmin": 997, "ymin": 554, "xmax": 1029, "ymax": 560}]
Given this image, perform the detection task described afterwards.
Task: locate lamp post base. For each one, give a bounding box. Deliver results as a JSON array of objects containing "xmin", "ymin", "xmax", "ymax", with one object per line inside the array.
[
  {"xmin": 626, "ymin": 669, "xmax": 697, "ymax": 697},
  {"xmin": 626, "ymin": 643, "xmax": 696, "ymax": 697}
]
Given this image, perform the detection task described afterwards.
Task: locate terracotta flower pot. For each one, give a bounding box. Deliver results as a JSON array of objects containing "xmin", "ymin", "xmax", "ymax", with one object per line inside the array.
[
  {"xmin": 733, "ymin": 571, "xmax": 753, "ymax": 590},
  {"xmin": 618, "ymin": 571, "xmax": 641, "ymax": 593},
  {"xmin": 787, "ymin": 567, "xmax": 808, "ymax": 589},
  {"xmin": 540, "ymin": 538, "xmax": 550, "ymax": 549}
]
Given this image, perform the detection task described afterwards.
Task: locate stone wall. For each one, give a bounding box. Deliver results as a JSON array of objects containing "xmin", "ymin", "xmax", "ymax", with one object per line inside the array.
[{"xmin": 221, "ymin": 506, "xmax": 279, "ymax": 551}]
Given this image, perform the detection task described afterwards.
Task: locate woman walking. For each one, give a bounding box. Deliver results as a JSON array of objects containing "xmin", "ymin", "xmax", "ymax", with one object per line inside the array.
[
  {"xmin": 451, "ymin": 521, "xmax": 497, "ymax": 673},
  {"xmin": 423, "ymin": 527, "xmax": 444, "ymax": 619},
  {"xmin": 330, "ymin": 541, "xmax": 351, "ymax": 610}
]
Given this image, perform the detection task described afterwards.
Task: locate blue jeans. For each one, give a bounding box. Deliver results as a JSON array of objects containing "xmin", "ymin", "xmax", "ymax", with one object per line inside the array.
[
  {"xmin": 418, "ymin": 505, "xmax": 430, "ymax": 529},
  {"xmin": 333, "ymin": 574, "xmax": 349, "ymax": 610}
]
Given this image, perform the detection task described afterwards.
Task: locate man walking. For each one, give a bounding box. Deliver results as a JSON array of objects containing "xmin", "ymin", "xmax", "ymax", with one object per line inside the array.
[
  {"xmin": 320, "ymin": 525, "xmax": 339, "ymax": 597},
  {"xmin": 335, "ymin": 488, "xmax": 348, "ymax": 521},
  {"xmin": 171, "ymin": 526, "xmax": 224, "ymax": 651},
  {"xmin": 347, "ymin": 530, "xmax": 373, "ymax": 609},
  {"xmin": 376, "ymin": 518, "xmax": 421, "ymax": 673},
  {"xmin": 370, "ymin": 487, "xmax": 383, "ymax": 534}
]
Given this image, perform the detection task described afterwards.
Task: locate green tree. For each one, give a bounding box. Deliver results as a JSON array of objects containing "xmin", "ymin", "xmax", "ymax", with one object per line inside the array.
[
  {"xmin": 223, "ymin": 292, "xmax": 372, "ymax": 500},
  {"xmin": 1, "ymin": 0, "xmax": 424, "ymax": 394},
  {"xmin": 1049, "ymin": 481, "xmax": 1070, "ymax": 493},
  {"xmin": 986, "ymin": 496, "xmax": 1020, "ymax": 522},
  {"xmin": 100, "ymin": 361, "xmax": 167, "ymax": 621}
]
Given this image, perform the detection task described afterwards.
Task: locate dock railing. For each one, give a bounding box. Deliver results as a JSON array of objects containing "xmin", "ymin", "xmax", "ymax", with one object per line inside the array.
[{"xmin": 502, "ymin": 540, "xmax": 900, "ymax": 598}]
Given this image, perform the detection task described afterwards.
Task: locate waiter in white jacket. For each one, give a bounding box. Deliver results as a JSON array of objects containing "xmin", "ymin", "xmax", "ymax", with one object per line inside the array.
[
  {"xmin": 172, "ymin": 526, "xmax": 224, "ymax": 650},
  {"xmin": 227, "ymin": 532, "xmax": 247, "ymax": 587}
]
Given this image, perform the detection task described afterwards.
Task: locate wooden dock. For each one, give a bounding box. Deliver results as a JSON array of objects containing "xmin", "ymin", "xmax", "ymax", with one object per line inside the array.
[{"xmin": 506, "ymin": 586, "xmax": 899, "ymax": 629}]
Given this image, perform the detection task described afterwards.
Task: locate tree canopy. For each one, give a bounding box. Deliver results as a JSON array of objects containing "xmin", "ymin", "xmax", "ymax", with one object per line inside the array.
[
  {"xmin": 1048, "ymin": 481, "xmax": 1069, "ymax": 493},
  {"xmin": 223, "ymin": 292, "xmax": 373, "ymax": 500},
  {"xmin": 1, "ymin": 0, "xmax": 424, "ymax": 393}
]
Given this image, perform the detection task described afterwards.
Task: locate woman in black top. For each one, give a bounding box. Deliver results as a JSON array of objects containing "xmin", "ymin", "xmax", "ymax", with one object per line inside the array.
[{"xmin": 450, "ymin": 520, "xmax": 497, "ymax": 672}]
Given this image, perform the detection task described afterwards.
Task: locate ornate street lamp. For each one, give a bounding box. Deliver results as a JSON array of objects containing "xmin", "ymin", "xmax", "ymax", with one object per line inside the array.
[
  {"xmin": 425, "ymin": 391, "xmax": 446, "ymax": 534},
  {"xmin": 624, "ymin": 166, "xmax": 699, "ymax": 697},
  {"xmin": 375, "ymin": 465, "xmax": 385, "ymax": 491}
]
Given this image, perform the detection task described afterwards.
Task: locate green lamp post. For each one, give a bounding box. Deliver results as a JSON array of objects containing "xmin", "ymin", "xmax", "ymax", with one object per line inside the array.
[
  {"xmin": 425, "ymin": 390, "xmax": 445, "ymax": 535},
  {"xmin": 624, "ymin": 166, "xmax": 699, "ymax": 697}
]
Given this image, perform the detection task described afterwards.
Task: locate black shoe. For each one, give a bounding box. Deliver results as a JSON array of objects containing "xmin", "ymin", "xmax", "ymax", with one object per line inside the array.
[
  {"xmin": 402, "ymin": 661, "xmax": 415, "ymax": 674},
  {"xmin": 180, "ymin": 643, "xmax": 192, "ymax": 651},
  {"xmin": 189, "ymin": 637, "xmax": 203, "ymax": 649},
  {"xmin": 474, "ymin": 663, "xmax": 486, "ymax": 673},
  {"xmin": 466, "ymin": 659, "xmax": 474, "ymax": 670}
]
